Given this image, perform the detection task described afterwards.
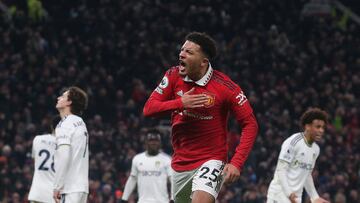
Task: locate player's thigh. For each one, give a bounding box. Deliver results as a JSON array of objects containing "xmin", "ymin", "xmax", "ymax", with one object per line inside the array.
[
  {"xmin": 192, "ymin": 190, "xmax": 214, "ymax": 203},
  {"xmin": 172, "ymin": 169, "xmax": 197, "ymax": 203},
  {"xmin": 61, "ymin": 192, "xmax": 88, "ymax": 203},
  {"xmin": 192, "ymin": 160, "xmax": 225, "ymax": 201}
]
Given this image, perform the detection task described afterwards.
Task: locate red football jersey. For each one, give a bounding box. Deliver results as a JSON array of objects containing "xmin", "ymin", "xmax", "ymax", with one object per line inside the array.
[{"xmin": 144, "ymin": 66, "xmax": 258, "ymax": 171}]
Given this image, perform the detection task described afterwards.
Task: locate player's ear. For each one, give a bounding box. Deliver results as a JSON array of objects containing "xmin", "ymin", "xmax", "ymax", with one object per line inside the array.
[
  {"xmin": 67, "ymin": 100, "xmax": 72, "ymax": 107},
  {"xmin": 201, "ymin": 58, "xmax": 209, "ymax": 67}
]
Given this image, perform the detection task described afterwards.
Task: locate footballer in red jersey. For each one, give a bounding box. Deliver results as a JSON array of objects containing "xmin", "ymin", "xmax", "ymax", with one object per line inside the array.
[{"xmin": 143, "ymin": 32, "xmax": 258, "ymax": 203}]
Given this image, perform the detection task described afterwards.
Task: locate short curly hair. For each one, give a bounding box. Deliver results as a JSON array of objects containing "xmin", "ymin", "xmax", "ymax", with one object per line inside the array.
[
  {"xmin": 185, "ymin": 32, "xmax": 217, "ymax": 61},
  {"xmin": 300, "ymin": 107, "xmax": 328, "ymax": 128},
  {"xmin": 146, "ymin": 128, "xmax": 162, "ymax": 141}
]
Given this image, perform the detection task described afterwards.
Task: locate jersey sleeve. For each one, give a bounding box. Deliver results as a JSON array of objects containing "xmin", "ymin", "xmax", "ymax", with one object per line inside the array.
[
  {"xmin": 315, "ymin": 144, "xmax": 320, "ymax": 159},
  {"xmin": 227, "ymin": 85, "xmax": 253, "ymax": 121},
  {"xmin": 226, "ymin": 85, "xmax": 258, "ymax": 170},
  {"xmin": 165, "ymin": 156, "xmax": 172, "ymax": 177},
  {"xmin": 278, "ymin": 138, "xmax": 296, "ymax": 163},
  {"xmin": 129, "ymin": 156, "xmax": 139, "ymax": 177},
  {"xmin": 55, "ymin": 124, "xmax": 75, "ymax": 146},
  {"xmin": 143, "ymin": 68, "xmax": 183, "ymax": 117}
]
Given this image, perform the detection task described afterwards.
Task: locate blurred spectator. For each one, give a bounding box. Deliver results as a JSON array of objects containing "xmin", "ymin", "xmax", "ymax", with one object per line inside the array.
[{"xmin": 334, "ymin": 191, "xmax": 346, "ymax": 203}]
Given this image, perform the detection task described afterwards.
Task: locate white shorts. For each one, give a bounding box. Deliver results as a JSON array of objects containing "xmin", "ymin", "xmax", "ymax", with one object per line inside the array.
[
  {"xmin": 61, "ymin": 192, "xmax": 88, "ymax": 203},
  {"xmin": 172, "ymin": 160, "xmax": 225, "ymax": 203}
]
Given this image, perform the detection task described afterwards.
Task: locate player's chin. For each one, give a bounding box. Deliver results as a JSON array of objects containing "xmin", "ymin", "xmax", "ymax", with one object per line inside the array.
[
  {"xmin": 179, "ymin": 63, "xmax": 187, "ymax": 76},
  {"xmin": 314, "ymin": 135, "xmax": 322, "ymax": 142},
  {"xmin": 179, "ymin": 69, "xmax": 187, "ymax": 77}
]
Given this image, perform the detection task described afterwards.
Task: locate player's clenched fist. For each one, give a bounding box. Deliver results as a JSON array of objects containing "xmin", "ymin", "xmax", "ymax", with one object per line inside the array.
[
  {"xmin": 53, "ymin": 190, "xmax": 61, "ymax": 203},
  {"xmin": 289, "ymin": 193, "xmax": 298, "ymax": 203},
  {"xmin": 222, "ymin": 163, "xmax": 240, "ymax": 185}
]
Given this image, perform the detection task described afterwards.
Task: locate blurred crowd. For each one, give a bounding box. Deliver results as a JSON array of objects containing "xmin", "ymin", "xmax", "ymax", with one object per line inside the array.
[{"xmin": 0, "ymin": 0, "xmax": 359, "ymax": 202}]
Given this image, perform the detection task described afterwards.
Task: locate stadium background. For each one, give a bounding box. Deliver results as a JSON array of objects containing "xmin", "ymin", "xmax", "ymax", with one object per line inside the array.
[{"xmin": 0, "ymin": 0, "xmax": 359, "ymax": 202}]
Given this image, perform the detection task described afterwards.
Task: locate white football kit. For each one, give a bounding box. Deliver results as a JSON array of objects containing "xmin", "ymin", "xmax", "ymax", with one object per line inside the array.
[
  {"xmin": 28, "ymin": 134, "xmax": 56, "ymax": 203},
  {"xmin": 54, "ymin": 115, "xmax": 89, "ymax": 195},
  {"xmin": 267, "ymin": 132, "xmax": 320, "ymax": 203},
  {"xmin": 122, "ymin": 152, "xmax": 172, "ymax": 203}
]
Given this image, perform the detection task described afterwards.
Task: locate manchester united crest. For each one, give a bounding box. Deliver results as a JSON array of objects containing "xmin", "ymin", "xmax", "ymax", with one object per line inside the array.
[{"xmin": 203, "ymin": 92, "xmax": 216, "ymax": 108}]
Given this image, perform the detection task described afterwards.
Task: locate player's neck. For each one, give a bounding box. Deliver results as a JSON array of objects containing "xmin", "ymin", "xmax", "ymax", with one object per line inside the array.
[
  {"xmin": 303, "ymin": 132, "xmax": 314, "ymax": 146},
  {"xmin": 147, "ymin": 151, "xmax": 159, "ymax": 156},
  {"xmin": 189, "ymin": 64, "xmax": 209, "ymax": 81},
  {"xmin": 59, "ymin": 108, "xmax": 72, "ymax": 119}
]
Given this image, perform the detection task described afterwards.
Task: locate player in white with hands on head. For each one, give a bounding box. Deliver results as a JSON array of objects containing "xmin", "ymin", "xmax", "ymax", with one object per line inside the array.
[
  {"xmin": 28, "ymin": 115, "xmax": 61, "ymax": 203},
  {"xmin": 121, "ymin": 129, "xmax": 173, "ymax": 203},
  {"xmin": 53, "ymin": 86, "xmax": 89, "ymax": 203},
  {"xmin": 267, "ymin": 107, "xmax": 330, "ymax": 203}
]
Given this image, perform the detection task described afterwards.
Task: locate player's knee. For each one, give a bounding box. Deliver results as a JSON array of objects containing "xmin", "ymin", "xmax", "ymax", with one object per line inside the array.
[{"xmin": 191, "ymin": 190, "xmax": 214, "ymax": 203}]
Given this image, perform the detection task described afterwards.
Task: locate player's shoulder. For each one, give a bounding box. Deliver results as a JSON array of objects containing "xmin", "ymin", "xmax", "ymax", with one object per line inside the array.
[
  {"xmin": 59, "ymin": 114, "xmax": 85, "ymax": 128},
  {"xmin": 133, "ymin": 152, "xmax": 147, "ymax": 160},
  {"xmin": 158, "ymin": 152, "xmax": 172, "ymax": 160},
  {"xmin": 65, "ymin": 114, "xmax": 84, "ymax": 123},
  {"xmin": 313, "ymin": 142, "xmax": 320, "ymax": 152},
  {"xmin": 33, "ymin": 134, "xmax": 56, "ymax": 148},
  {"xmin": 34, "ymin": 134, "xmax": 55, "ymax": 142},
  {"xmin": 284, "ymin": 132, "xmax": 303, "ymax": 147},
  {"xmin": 132, "ymin": 152, "xmax": 148, "ymax": 165},
  {"xmin": 158, "ymin": 66, "xmax": 181, "ymax": 87},
  {"xmin": 166, "ymin": 66, "xmax": 180, "ymax": 77},
  {"xmin": 211, "ymin": 70, "xmax": 239, "ymax": 91}
]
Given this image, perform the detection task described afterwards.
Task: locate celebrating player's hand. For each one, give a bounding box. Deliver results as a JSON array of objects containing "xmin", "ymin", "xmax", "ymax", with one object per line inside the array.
[
  {"xmin": 313, "ymin": 197, "xmax": 330, "ymax": 203},
  {"xmin": 289, "ymin": 193, "xmax": 298, "ymax": 203},
  {"xmin": 53, "ymin": 190, "xmax": 61, "ymax": 203},
  {"xmin": 181, "ymin": 88, "xmax": 209, "ymax": 109},
  {"xmin": 222, "ymin": 163, "xmax": 240, "ymax": 185}
]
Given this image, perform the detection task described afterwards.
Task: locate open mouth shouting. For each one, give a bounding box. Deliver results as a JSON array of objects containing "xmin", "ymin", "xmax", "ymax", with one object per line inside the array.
[{"xmin": 179, "ymin": 60, "xmax": 187, "ymax": 76}]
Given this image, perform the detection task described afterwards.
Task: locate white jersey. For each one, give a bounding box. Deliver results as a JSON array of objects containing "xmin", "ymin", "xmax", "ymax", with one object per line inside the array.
[
  {"xmin": 55, "ymin": 114, "xmax": 89, "ymax": 194},
  {"xmin": 28, "ymin": 134, "xmax": 56, "ymax": 203},
  {"xmin": 131, "ymin": 152, "xmax": 172, "ymax": 203},
  {"xmin": 268, "ymin": 132, "xmax": 320, "ymax": 201}
]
